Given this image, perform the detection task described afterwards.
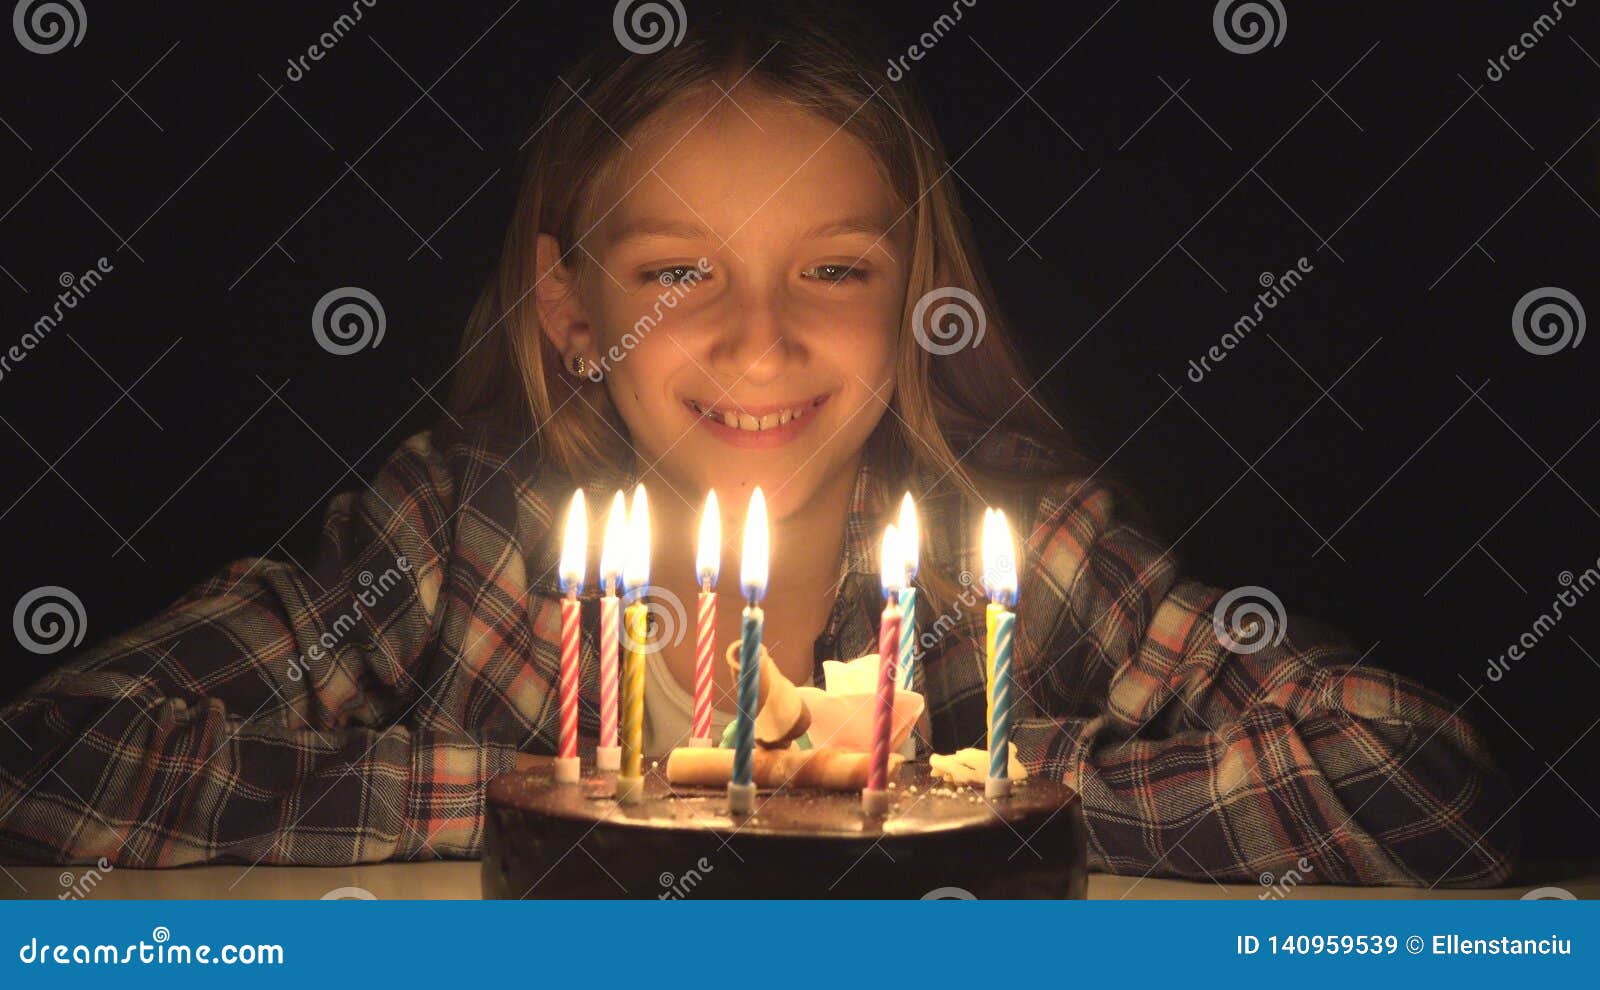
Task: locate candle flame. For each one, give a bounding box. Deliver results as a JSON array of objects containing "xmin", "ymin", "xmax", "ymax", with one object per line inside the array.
[
  {"xmin": 599, "ymin": 490, "xmax": 627, "ymax": 592},
  {"xmin": 898, "ymin": 491, "xmax": 919, "ymax": 581},
  {"xmin": 624, "ymin": 484, "xmax": 650, "ymax": 592},
  {"xmin": 559, "ymin": 488, "xmax": 587, "ymax": 595},
  {"xmin": 696, "ymin": 489, "xmax": 720, "ymax": 587},
  {"xmin": 740, "ymin": 487, "xmax": 768, "ymax": 603},
  {"xmin": 879, "ymin": 522, "xmax": 905, "ymax": 597},
  {"xmin": 981, "ymin": 506, "xmax": 1017, "ymax": 606}
]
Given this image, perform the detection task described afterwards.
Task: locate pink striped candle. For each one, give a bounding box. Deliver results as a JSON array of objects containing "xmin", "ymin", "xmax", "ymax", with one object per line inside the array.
[
  {"xmin": 863, "ymin": 523, "xmax": 904, "ymax": 815},
  {"xmin": 555, "ymin": 488, "xmax": 587, "ymax": 784},
  {"xmin": 596, "ymin": 491, "xmax": 627, "ymax": 771},
  {"xmin": 691, "ymin": 489, "xmax": 719, "ymax": 746}
]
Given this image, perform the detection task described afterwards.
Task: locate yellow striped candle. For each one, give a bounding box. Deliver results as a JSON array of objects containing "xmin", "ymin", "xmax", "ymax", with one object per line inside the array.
[{"xmin": 618, "ymin": 484, "xmax": 650, "ymax": 804}]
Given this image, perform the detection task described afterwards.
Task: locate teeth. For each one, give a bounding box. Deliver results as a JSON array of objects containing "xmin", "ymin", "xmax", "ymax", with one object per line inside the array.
[{"xmin": 691, "ymin": 399, "xmax": 816, "ymax": 431}]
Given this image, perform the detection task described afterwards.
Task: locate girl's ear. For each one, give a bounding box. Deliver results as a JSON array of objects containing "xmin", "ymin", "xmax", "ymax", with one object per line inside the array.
[{"xmin": 534, "ymin": 233, "xmax": 598, "ymax": 368}]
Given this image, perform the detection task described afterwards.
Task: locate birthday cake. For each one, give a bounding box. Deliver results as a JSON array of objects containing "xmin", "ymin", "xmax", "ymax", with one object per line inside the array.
[
  {"xmin": 481, "ymin": 649, "xmax": 1087, "ymax": 899},
  {"xmin": 481, "ymin": 756, "xmax": 1085, "ymax": 899}
]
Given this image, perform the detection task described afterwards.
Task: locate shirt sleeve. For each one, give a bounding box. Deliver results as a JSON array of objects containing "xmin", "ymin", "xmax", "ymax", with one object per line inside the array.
[
  {"xmin": 1008, "ymin": 480, "xmax": 1520, "ymax": 888},
  {"xmin": 0, "ymin": 429, "xmax": 521, "ymax": 867}
]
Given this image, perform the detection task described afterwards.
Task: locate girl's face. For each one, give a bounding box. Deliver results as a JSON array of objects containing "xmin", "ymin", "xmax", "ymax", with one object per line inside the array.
[{"xmin": 546, "ymin": 88, "xmax": 911, "ymax": 521}]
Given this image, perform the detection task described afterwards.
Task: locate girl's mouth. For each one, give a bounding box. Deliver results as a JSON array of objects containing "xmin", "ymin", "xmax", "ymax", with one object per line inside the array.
[{"xmin": 682, "ymin": 393, "xmax": 830, "ymax": 448}]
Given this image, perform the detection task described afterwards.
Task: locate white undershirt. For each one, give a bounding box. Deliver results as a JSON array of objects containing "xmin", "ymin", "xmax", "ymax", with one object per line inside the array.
[{"xmin": 641, "ymin": 649, "xmax": 737, "ymax": 759}]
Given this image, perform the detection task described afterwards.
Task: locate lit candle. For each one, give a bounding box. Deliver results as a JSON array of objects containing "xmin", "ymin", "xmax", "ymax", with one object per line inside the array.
[
  {"xmin": 555, "ymin": 489, "xmax": 586, "ymax": 784},
  {"xmin": 596, "ymin": 491, "xmax": 627, "ymax": 772},
  {"xmin": 863, "ymin": 523, "xmax": 904, "ymax": 815},
  {"xmin": 618, "ymin": 484, "xmax": 650, "ymax": 804},
  {"xmin": 896, "ymin": 492, "xmax": 919, "ymax": 691},
  {"xmin": 982, "ymin": 507, "xmax": 1017, "ymax": 800},
  {"xmin": 728, "ymin": 487, "xmax": 767, "ymax": 815},
  {"xmin": 691, "ymin": 489, "xmax": 719, "ymax": 747}
]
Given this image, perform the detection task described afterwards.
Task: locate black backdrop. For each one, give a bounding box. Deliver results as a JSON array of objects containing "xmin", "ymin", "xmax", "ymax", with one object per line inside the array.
[{"xmin": 1, "ymin": 1, "xmax": 1596, "ymax": 863}]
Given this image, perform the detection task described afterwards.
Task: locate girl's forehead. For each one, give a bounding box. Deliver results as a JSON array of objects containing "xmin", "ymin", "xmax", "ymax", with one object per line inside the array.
[{"xmin": 594, "ymin": 91, "xmax": 902, "ymax": 248}]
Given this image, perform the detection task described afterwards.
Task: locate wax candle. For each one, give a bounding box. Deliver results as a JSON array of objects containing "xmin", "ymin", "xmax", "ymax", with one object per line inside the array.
[
  {"xmin": 863, "ymin": 523, "xmax": 904, "ymax": 815},
  {"xmin": 897, "ymin": 492, "xmax": 919, "ymax": 691},
  {"xmin": 596, "ymin": 491, "xmax": 627, "ymax": 771},
  {"xmin": 618, "ymin": 484, "xmax": 650, "ymax": 804},
  {"xmin": 555, "ymin": 489, "xmax": 587, "ymax": 784},
  {"xmin": 692, "ymin": 489, "xmax": 719, "ymax": 747},
  {"xmin": 982, "ymin": 507, "xmax": 1018, "ymax": 800},
  {"xmin": 982, "ymin": 507, "xmax": 997, "ymax": 737},
  {"xmin": 728, "ymin": 487, "xmax": 768, "ymax": 815}
]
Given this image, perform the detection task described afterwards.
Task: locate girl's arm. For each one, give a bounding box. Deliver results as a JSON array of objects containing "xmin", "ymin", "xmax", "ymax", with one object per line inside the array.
[
  {"xmin": 0, "ymin": 429, "xmax": 521, "ymax": 866},
  {"xmin": 1008, "ymin": 481, "xmax": 1519, "ymax": 887}
]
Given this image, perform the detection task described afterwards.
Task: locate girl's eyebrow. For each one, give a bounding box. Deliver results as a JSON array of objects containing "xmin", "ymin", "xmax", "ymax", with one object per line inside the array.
[{"xmin": 608, "ymin": 215, "xmax": 891, "ymax": 246}]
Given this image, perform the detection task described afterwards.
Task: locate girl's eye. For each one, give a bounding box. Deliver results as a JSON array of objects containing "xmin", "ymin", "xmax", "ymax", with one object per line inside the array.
[
  {"xmin": 802, "ymin": 263, "xmax": 867, "ymax": 284},
  {"xmin": 645, "ymin": 265, "xmax": 710, "ymax": 287}
]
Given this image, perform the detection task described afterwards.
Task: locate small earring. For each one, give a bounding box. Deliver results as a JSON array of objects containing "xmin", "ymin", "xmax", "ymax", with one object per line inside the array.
[{"xmin": 567, "ymin": 353, "xmax": 589, "ymax": 378}]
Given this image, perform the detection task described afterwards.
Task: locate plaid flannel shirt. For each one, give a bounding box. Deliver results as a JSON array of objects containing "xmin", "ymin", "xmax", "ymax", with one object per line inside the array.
[{"xmin": 0, "ymin": 416, "xmax": 1518, "ymax": 885}]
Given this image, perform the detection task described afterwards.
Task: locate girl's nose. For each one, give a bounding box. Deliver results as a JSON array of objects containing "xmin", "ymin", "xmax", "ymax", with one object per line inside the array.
[{"xmin": 708, "ymin": 287, "xmax": 793, "ymax": 387}]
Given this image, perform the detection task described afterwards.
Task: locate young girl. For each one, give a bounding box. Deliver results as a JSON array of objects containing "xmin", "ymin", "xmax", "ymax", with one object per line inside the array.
[{"xmin": 0, "ymin": 4, "xmax": 1516, "ymax": 887}]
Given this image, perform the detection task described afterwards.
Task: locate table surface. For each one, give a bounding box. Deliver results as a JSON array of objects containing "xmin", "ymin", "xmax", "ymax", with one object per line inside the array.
[{"xmin": 5, "ymin": 861, "xmax": 1593, "ymax": 900}]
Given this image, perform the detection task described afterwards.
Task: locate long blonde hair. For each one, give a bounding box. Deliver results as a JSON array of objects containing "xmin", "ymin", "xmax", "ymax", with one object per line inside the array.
[{"xmin": 449, "ymin": 2, "xmax": 1090, "ymax": 607}]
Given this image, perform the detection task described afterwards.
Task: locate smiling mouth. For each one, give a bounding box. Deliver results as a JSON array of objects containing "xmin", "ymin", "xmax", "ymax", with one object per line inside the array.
[{"xmin": 683, "ymin": 394, "xmax": 830, "ymax": 432}]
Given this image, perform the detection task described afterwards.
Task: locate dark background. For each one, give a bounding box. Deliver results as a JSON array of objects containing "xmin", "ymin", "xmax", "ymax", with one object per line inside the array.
[{"xmin": 1, "ymin": 2, "xmax": 1596, "ymax": 863}]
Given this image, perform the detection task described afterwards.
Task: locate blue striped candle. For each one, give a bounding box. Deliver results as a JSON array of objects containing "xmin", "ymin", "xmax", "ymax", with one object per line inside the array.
[
  {"xmin": 897, "ymin": 586, "xmax": 916, "ymax": 690},
  {"xmin": 987, "ymin": 607, "xmax": 1014, "ymax": 787},
  {"xmin": 728, "ymin": 487, "xmax": 768, "ymax": 815},
  {"xmin": 981, "ymin": 507, "xmax": 1017, "ymax": 800},
  {"xmin": 732, "ymin": 605, "xmax": 763, "ymax": 785}
]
